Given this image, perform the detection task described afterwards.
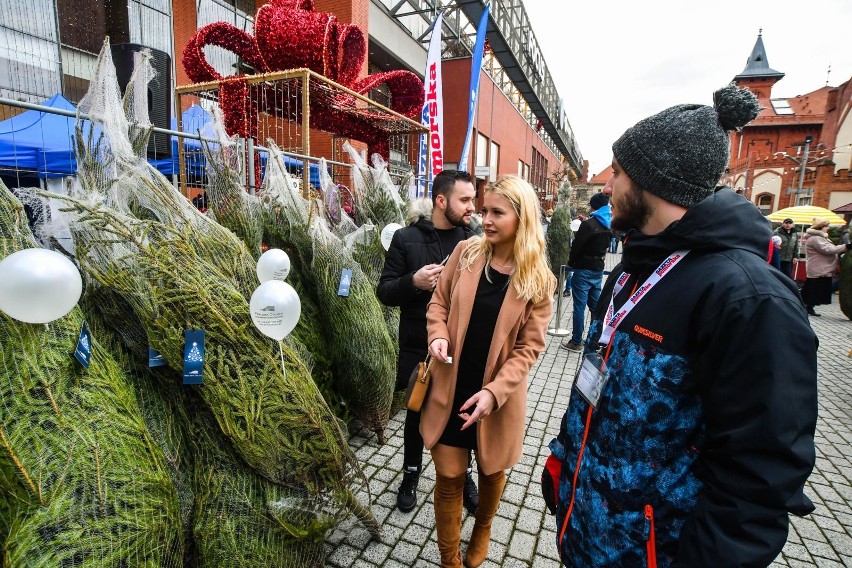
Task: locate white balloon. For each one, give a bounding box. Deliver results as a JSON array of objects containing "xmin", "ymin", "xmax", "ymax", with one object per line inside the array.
[
  {"xmin": 249, "ymin": 280, "xmax": 301, "ymax": 341},
  {"xmin": 380, "ymin": 223, "xmax": 403, "ymax": 251},
  {"xmin": 0, "ymin": 248, "xmax": 83, "ymax": 324},
  {"xmin": 256, "ymin": 248, "xmax": 291, "ymax": 283}
]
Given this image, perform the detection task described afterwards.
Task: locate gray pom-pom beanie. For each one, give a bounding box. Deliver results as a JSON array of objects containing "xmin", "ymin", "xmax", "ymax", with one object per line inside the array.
[{"xmin": 612, "ymin": 84, "xmax": 760, "ymax": 208}]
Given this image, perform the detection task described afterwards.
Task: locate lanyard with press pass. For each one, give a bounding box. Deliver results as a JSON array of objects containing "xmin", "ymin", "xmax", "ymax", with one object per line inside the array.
[{"xmin": 599, "ymin": 250, "xmax": 689, "ymax": 346}]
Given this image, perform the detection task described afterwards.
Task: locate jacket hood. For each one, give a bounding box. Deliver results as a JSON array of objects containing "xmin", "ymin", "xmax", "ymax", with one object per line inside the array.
[
  {"xmin": 622, "ymin": 187, "xmax": 772, "ymax": 275},
  {"xmin": 590, "ymin": 204, "xmax": 612, "ymax": 229},
  {"xmin": 406, "ymin": 198, "xmax": 433, "ymax": 225}
]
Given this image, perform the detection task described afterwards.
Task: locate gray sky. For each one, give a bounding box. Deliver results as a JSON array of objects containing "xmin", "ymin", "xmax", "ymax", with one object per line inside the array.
[{"xmin": 523, "ymin": 0, "xmax": 852, "ymax": 178}]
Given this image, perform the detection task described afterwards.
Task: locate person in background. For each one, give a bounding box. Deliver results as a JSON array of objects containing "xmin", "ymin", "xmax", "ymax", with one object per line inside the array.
[
  {"xmin": 560, "ymin": 193, "xmax": 612, "ymax": 352},
  {"xmin": 562, "ymin": 215, "xmax": 583, "ymax": 297},
  {"xmin": 800, "ymin": 218, "xmax": 851, "ymax": 316},
  {"xmin": 376, "ymin": 170, "xmax": 479, "ymax": 514},
  {"xmin": 774, "ymin": 217, "xmax": 799, "ymax": 278},
  {"xmin": 423, "ymin": 177, "xmax": 554, "ymax": 567},
  {"xmin": 546, "ymin": 84, "xmax": 817, "ymax": 567}
]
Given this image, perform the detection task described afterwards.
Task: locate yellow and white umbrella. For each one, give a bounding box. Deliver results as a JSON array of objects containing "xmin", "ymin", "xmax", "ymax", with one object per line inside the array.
[{"xmin": 766, "ymin": 206, "xmax": 847, "ymax": 226}]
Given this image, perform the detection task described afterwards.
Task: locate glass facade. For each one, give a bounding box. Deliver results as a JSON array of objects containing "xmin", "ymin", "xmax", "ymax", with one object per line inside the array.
[
  {"xmin": 129, "ymin": 0, "xmax": 173, "ymax": 59},
  {"xmin": 197, "ymin": 0, "xmax": 254, "ymax": 79},
  {"xmin": 0, "ymin": 0, "xmax": 62, "ymax": 101}
]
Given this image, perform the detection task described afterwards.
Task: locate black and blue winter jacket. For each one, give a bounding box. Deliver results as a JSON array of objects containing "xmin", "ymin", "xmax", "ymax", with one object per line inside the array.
[{"xmin": 549, "ymin": 188, "xmax": 818, "ymax": 567}]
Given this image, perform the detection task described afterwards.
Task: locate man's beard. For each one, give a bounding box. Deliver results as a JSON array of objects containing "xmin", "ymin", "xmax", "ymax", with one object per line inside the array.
[
  {"xmin": 445, "ymin": 203, "xmax": 470, "ymax": 227},
  {"xmin": 611, "ymin": 185, "xmax": 652, "ymax": 233}
]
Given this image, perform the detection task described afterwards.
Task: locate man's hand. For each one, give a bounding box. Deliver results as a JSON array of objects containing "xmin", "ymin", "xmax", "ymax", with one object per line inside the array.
[{"xmin": 413, "ymin": 264, "xmax": 444, "ymax": 290}]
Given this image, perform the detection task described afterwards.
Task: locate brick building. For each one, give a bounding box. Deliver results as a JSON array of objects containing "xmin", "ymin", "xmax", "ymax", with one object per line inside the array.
[{"xmin": 726, "ymin": 32, "xmax": 852, "ymax": 216}]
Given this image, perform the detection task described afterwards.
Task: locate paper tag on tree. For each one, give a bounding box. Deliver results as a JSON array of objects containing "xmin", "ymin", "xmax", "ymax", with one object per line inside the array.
[
  {"xmin": 148, "ymin": 346, "xmax": 167, "ymax": 368},
  {"xmin": 73, "ymin": 322, "xmax": 91, "ymax": 368},
  {"xmin": 337, "ymin": 268, "xmax": 353, "ymax": 297},
  {"xmin": 183, "ymin": 329, "xmax": 205, "ymax": 385}
]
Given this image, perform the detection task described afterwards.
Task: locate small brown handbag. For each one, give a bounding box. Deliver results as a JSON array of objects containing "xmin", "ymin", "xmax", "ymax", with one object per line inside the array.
[{"xmin": 405, "ymin": 354, "xmax": 434, "ymax": 412}]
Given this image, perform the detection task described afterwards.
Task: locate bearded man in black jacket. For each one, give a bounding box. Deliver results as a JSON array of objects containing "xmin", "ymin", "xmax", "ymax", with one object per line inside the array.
[
  {"xmin": 377, "ymin": 170, "xmax": 478, "ymax": 513},
  {"xmin": 547, "ymin": 85, "xmax": 818, "ymax": 567}
]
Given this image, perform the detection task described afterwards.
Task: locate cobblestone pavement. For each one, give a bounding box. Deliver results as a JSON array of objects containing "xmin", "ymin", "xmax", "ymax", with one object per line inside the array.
[{"xmin": 326, "ymin": 253, "xmax": 852, "ymax": 567}]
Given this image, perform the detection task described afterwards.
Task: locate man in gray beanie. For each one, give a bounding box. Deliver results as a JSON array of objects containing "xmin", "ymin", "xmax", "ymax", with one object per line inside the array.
[{"xmin": 546, "ymin": 85, "xmax": 818, "ymax": 567}]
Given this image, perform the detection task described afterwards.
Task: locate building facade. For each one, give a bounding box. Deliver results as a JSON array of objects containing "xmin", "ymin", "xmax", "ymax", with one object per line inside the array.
[
  {"xmin": 727, "ymin": 32, "xmax": 852, "ymax": 216},
  {"xmin": 0, "ymin": 0, "xmax": 582, "ymax": 204}
]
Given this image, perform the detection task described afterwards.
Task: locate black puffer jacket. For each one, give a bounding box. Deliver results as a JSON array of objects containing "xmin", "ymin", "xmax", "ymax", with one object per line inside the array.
[
  {"xmin": 568, "ymin": 216, "xmax": 611, "ymax": 271},
  {"xmin": 550, "ymin": 187, "xmax": 818, "ymax": 567},
  {"xmin": 377, "ymin": 217, "xmax": 474, "ymax": 389}
]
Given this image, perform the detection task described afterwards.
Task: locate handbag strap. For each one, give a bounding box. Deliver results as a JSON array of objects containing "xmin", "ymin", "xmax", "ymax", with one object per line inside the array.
[{"xmin": 423, "ymin": 354, "xmax": 433, "ymax": 374}]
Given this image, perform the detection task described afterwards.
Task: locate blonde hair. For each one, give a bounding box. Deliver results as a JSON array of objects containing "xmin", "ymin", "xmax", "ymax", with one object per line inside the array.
[{"xmin": 460, "ymin": 176, "xmax": 553, "ymax": 303}]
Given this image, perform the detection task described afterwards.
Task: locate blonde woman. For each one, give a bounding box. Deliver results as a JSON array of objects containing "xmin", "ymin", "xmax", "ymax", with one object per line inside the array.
[{"xmin": 422, "ymin": 176, "xmax": 555, "ymax": 567}]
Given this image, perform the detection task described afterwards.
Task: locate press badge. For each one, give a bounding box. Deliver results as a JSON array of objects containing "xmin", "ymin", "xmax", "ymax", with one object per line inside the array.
[{"xmin": 573, "ymin": 352, "xmax": 610, "ymax": 408}]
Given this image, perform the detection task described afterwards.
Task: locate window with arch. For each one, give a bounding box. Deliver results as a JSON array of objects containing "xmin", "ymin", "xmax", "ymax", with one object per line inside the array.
[{"xmin": 756, "ymin": 193, "xmax": 773, "ymax": 215}]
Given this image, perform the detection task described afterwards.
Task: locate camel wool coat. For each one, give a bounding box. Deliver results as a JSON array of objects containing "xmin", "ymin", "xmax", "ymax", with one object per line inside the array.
[{"xmin": 422, "ymin": 240, "xmax": 554, "ymax": 474}]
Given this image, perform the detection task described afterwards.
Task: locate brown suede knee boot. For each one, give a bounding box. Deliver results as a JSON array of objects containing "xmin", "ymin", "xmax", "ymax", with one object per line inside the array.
[
  {"xmin": 464, "ymin": 470, "xmax": 506, "ymax": 568},
  {"xmin": 434, "ymin": 472, "xmax": 466, "ymax": 568}
]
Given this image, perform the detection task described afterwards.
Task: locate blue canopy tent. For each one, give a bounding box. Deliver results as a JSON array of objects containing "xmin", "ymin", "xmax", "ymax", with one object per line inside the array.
[
  {"xmin": 119, "ymin": 104, "xmax": 325, "ymax": 186},
  {"xmin": 0, "ymin": 95, "xmax": 326, "ymax": 186},
  {"xmin": 0, "ymin": 94, "xmax": 95, "ymax": 178}
]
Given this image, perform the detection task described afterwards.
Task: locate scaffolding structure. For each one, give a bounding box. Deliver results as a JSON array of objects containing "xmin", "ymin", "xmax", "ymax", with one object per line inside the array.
[{"xmin": 175, "ymin": 68, "xmax": 427, "ymax": 196}]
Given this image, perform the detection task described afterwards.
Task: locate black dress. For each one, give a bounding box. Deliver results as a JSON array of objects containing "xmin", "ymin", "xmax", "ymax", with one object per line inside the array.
[{"xmin": 438, "ymin": 266, "xmax": 511, "ymax": 450}]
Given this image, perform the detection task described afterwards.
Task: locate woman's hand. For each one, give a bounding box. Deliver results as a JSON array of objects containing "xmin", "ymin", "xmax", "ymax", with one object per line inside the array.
[
  {"xmin": 429, "ymin": 338, "xmax": 450, "ymax": 362},
  {"xmin": 459, "ymin": 389, "xmax": 497, "ymax": 430}
]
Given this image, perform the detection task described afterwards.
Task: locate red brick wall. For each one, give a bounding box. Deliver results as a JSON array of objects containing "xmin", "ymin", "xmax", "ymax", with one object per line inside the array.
[
  {"xmin": 173, "ymin": 0, "xmax": 197, "ymax": 100},
  {"xmin": 442, "ymin": 57, "xmax": 564, "ymax": 205}
]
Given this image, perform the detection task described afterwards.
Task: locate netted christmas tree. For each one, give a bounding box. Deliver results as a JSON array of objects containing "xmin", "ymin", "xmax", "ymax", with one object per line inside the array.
[
  {"xmin": 0, "ymin": 182, "xmax": 184, "ymax": 567},
  {"xmin": 546, "ymin": 181, "xmax": 573, "ymax": 278},
  {"xmin": 7, "ymin": 41, "xmax": 382, "ymax": 565}
]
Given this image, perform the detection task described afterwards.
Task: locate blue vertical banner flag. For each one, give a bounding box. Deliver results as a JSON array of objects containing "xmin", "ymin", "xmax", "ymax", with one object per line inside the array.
[
  {"xmin": 458, "ymin": 2, "xmax": 490, "ymax": 172},
  {"xmin": 418, "ymin": 11, "xmax": 444, "ymax": 198},
  {"xmin": 183, "ymin": 329, "xmax": 205, "ymax": 385}
]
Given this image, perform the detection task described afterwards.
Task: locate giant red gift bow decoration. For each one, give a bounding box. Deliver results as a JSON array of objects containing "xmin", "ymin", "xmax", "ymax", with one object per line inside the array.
[{"xmin": 182, "ymin": 0, "xmax": 424, "ymax": 160}]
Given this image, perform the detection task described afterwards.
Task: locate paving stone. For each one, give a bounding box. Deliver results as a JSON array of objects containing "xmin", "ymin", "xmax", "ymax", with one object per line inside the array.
[
  {"xmin": 360, "ymin": 542, "xmax": 392, "ymax": 564},
  {"xmin": 508, "ymin": 531, "xmax": 537, "ymax": 561},
  {"xmin": 388, "ymin": 540, "xmax": 420, "ymax": 564},
  {"xmin": 401, "ymin": 523, "xmax": 431, "ymax": 546},
  {"xmin": 327, "ymin": 544, "xmax": 360, "ymax": 567}
]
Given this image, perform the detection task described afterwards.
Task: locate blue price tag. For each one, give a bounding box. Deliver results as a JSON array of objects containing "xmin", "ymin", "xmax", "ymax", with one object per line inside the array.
[
  {"xmin": 337, "ymin": 268, "xmax": 352, "ymax": 297},
  {"xmin": 183, "ymin": 329, "xmax": 205, "ymax": 385},
  {"xmin": 73, "ymin": 322, "xmax": 91, "ymax": 368},
  {"xmin": 148, "ymin": 346, "xmax": 167, "ymax": 368}
]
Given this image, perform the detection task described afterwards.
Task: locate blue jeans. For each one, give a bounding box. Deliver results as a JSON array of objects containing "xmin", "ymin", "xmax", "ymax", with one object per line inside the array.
[
  {"xmin": 570, "ymin": 268, "xmax": 603, "ymax": 344},
  {"xmin": 563, "ymin": 267, "xmax": 573, "ymax": 292}
]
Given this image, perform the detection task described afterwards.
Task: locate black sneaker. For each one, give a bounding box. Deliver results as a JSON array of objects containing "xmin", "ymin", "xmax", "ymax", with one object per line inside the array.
[
  {"xmin": 396, "ymin": 466, "xmax": 420, "ymax": 512},
  {"xmin": 806, "ymin": 307, "xmax": 820, "ymax": 317},
  {"xmin": 463, "ymin": 469, "xmax": 479, "ymax": 514}
]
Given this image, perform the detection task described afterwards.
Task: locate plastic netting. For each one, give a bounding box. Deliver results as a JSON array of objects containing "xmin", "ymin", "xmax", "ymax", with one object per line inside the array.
[
  {"xmin": 0, "ymin": 185, "xmax": 183, "ymax": 567},
  {"xmin": 257, "ymin": 143, "xmax": 395, "ymax": 440},
  {"xmin": 546, "ymin": 182, "xmax": 573, "ymax": 277},
  {"xmin": 3, "ymin": 40, "xmax": 381, "ymax": 567}
]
